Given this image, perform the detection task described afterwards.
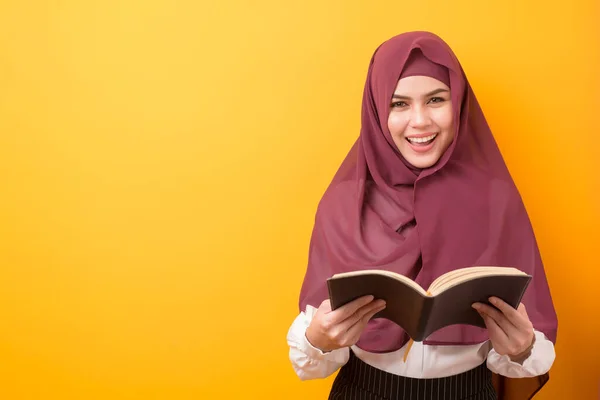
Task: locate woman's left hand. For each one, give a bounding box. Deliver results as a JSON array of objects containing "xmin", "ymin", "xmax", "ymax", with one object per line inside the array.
[{"xmin": 472, "ymin": 297, "xmax": 535, "ymax": 363}]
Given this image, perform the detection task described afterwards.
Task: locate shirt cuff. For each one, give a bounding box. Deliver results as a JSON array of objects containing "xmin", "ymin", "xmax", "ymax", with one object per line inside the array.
[{"xmin": 486, "ymin": 330, "xmax": 556, "ymax": 378}]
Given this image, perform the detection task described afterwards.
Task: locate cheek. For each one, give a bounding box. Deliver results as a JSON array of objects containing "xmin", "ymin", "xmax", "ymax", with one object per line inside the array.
[
  {"xmin": 387, "ymin": 113, "xmax": 408, "ymax": 137},
  {"xmin": 435, "ymin": 109, "xmax": 454, "ymax": 134}
]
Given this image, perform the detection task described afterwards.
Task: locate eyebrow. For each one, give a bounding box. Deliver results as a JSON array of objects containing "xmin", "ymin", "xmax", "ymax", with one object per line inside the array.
[{"xmin": 392, "ymin": 88, "xmax": 449, "ymax": 100}]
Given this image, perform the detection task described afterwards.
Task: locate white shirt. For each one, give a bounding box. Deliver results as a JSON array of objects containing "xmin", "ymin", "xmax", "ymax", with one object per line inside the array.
[{"xmin": 287, "ymin": 305, "xmax": 555, "ymax": 381}]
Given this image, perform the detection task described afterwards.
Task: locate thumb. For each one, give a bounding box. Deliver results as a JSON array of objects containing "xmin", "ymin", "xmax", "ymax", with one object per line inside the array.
[{"xmin": 319, "ymin": 299, "xmax": 332, "ymax": 313}]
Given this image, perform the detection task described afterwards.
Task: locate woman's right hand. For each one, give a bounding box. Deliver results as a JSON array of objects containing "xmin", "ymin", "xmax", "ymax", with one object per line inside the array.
[{"xmin": 305, "ymin": 295, "xmax": 386, "ymax": 353}]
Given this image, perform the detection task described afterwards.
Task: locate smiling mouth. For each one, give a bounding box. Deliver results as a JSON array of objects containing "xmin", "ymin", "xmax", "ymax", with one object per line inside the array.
[{"xmin": 406, "ymin": 133, "xmax": 438, "ymax": 146}]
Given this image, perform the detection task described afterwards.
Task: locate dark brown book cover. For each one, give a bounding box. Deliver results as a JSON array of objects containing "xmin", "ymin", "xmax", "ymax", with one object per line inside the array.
[{"xmin": 326, "ymin": 271, "xmax": 532, "ymax": 342}]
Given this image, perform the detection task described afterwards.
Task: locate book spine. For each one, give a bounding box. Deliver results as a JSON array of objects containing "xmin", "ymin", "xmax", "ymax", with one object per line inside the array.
[
  {"xmin": 326, "ymin": 279, "xmax": 334, "ymax": 308},
  {"xmin": 415, "ymin": 296, "xmax": 435, "ymax": 341}
]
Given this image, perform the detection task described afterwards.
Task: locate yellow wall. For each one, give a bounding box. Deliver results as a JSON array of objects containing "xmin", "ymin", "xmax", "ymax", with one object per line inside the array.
[{"xmin": 0, "ymin": 1, "xmax": 598, "ymax": 399}]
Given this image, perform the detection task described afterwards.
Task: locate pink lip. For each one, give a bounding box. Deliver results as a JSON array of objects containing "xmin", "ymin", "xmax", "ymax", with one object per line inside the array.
[{"xmin": 407, "ymin": 140, "xmax": 435, "ymax": 153}]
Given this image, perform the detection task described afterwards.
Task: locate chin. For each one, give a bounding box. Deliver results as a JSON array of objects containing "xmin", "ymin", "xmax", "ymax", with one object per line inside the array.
[
  {"xmin": 409, "ymin": 159, "xmax": 438, "ymax": 169},
  {"xmin": 402, "ymin": 153, "xmax": 442, "ymax": 169}
]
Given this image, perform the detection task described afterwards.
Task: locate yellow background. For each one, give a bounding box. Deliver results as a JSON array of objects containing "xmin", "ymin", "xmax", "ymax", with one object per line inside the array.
[{"xmin": 1, "ymin": 1, "xmax": 598, "ymax": 399}]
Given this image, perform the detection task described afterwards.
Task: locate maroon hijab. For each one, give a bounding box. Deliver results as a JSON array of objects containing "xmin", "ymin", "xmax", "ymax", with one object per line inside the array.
[{"xmin": 298, "ymin": 31, "xmax": 557, "ymax": 353}]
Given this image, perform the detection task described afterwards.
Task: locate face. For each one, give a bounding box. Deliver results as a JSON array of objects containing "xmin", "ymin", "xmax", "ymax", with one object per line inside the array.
[{"xmin": 387, "ymin": 75, "xmax": 454, "ymax": 169}]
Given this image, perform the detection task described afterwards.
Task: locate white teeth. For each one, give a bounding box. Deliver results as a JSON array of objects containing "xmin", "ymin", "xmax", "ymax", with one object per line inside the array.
[{"xmin": 407, "ymin": 133, "xmax": 437, "ymax": 143}]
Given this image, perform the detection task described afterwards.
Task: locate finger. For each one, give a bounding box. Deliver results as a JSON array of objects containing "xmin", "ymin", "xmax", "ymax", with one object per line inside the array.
[
  {"xmin": 516, "ymin": 303, "xmax": 535, "ymax": 335},
  {"xmin": 344, "ymin": 305, "xmax": 385, "ymax": 343},
  {"xmin": 318, "ymin": 299, "xmax": 332, "ymax": 313},
  {"xmin": 328, "ymin": 295, "xmax": 375, "ymax": 322},
  {"xmin": 339, "ymin": 300, "xmax": 385, "ymax": 330},
  {"xmin": 489, "ymin": 297, "xmax": 531, "ymax": 330},
  {"xmin": 473, "ymin": 303, "xmax": 519, "ymax": 337},
  {"xmin": 517, "ymin": 303, "xmax": 532, "ymax": 322},
  {"xmin": 338, "ymin": 300, "xmax": 386, "ymax": 332},
  {"xmin": 493, "ymin": 300, "xmax": 533, "ymax": 334},
  {"xmin": 479, "ymin": 311, "xmax": 511, "ymax": 350},
  {"xmin": 518, "ymin": 302, "xmax": 527, "ymax": 314},
  {"xmin": 324, "ymin": 303, "xmax": 382, "ymax": 349}
]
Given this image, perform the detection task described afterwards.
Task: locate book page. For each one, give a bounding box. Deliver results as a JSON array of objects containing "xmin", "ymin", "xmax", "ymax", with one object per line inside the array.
[{"xmin": 428, "ymin": 266, "xmax": 526, "ymax": 295}]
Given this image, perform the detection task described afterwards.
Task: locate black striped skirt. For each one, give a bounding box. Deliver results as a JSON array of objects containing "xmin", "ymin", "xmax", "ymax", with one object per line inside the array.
[{"xmin": 329, "ymin": 351, "xmax": 497, "ymax": 400}]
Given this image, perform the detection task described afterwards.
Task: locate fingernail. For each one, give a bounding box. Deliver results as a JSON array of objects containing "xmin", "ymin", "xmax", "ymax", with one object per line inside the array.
[
  {"xmin": 472, "ymin": 304, "xmax": 480, "ymax": 310},
  {"xmin": 489, "ymin": 297, "xmax": 497, "ymax": 304}
]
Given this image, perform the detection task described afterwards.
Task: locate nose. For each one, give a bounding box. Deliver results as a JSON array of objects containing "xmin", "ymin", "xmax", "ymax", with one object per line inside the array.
[{"xmin": 409, "ymin": 106, "xmax": 431, "ymax": 128}]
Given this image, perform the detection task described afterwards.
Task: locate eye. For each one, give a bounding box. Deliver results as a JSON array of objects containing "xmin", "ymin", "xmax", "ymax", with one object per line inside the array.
[
  {"xmin": 428, "ymin": 97, "xmax": 446, "ymax": 104},
  {"xmin": 391, "ymin": 101, "xmax": 408, "ymax": 108}
]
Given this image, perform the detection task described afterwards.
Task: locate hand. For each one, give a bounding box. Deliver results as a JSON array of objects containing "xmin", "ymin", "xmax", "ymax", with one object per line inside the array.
[
  {"xmin": 472, "ymin": 297, "xmax": 535, "ymax": 363},
  {"xmin": 306, "ymin": 295, "xmax": 386, "ymax": 353}
]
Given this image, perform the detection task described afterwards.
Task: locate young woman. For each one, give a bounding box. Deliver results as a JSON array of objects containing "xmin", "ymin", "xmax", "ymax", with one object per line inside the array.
[{"xmin": 287, "ymin": 31, "xmax": 558, "ymax": 399}]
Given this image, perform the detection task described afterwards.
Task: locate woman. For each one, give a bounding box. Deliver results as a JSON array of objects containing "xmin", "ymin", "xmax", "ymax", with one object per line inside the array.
[{"xmin": 286, "ymin": 31, "xmax": 558, "ymax": 399}]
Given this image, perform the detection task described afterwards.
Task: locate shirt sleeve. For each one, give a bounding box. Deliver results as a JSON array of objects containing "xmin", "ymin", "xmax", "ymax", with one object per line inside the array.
[{"xmin": 286, "ymin": 305, "xmax": 350, "ymax": 380}]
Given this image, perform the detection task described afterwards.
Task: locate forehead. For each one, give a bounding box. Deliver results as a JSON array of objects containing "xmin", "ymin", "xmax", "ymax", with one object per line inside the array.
[{"xmin": 393, "ymin": 75, "xmax": 450, "ymax": 94}]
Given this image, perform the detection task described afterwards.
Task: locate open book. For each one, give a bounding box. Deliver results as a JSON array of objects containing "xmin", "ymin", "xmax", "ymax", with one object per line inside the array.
[{"xmin": 327, "ymin": 266, "xmax": 532, "ymax": 343}]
